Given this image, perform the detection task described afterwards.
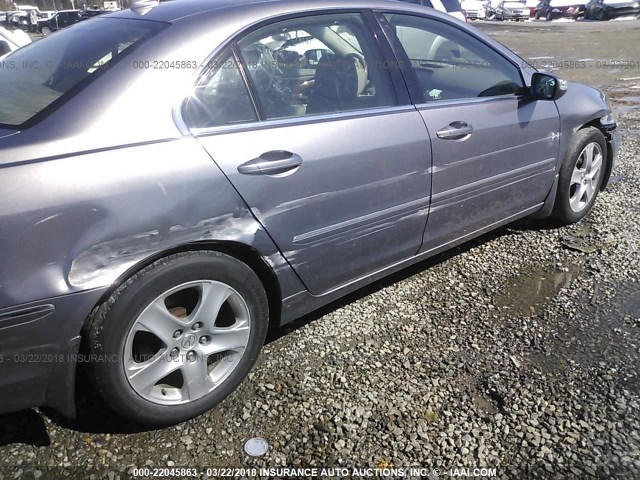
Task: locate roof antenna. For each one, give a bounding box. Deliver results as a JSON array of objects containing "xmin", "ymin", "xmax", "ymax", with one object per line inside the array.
[{"xmin": 131, "ymin": 0, "xmax": 160, "ymax": 15}]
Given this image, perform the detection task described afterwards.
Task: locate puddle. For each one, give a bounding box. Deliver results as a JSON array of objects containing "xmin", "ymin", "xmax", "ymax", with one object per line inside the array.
[{"xmin": 494, "ymin": 263, "xmax": 583, "ymax": 316}]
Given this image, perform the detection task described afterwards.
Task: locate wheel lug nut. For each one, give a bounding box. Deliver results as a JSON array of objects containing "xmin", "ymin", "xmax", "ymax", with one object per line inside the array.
[
  {"xmin": 199, "ymin": 336, "xmax": 210, "ymax": 345},
  {"xmin": 186, "ymin": 350, "xmax": 197, "ymax": 362},
  {"xmin": 173, "ymin": 329, "xmax": 182, "ymax": 338},
  {"xmin": 192, "ymin": 322, "xmax": 202, "ymax": 331},
  {"xmin": 170, "ymin": 347, "xmax": 179, "ymax": 359}
]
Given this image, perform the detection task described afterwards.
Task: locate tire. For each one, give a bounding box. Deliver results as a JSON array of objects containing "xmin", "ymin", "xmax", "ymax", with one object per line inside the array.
[
  {"xmin": 552, "ymin": 127, "xmax": 607, "ymax": 224},
  {"xmin": 535, "ymin": 11, "xmax": 541, "ymax": 19},
  {"xmin": 86, "ymin": 251, "xmax": 269, "ymax": 425},
  {"xmin": 40, "ymin": 26, "xmax": 51, "ymax": 36},
  {"xmin": 598, "ymin": 9, "xmax": 607, "ymax": 20},
  {"xmin": 546, "ymin": 11, "xmax": 553, "ymax": 21}
]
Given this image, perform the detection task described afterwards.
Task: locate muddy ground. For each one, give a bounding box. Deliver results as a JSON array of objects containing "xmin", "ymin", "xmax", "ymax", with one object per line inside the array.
[{"xmin": 1, "ymin": 19, "xmax": 639, "ymax": 480}]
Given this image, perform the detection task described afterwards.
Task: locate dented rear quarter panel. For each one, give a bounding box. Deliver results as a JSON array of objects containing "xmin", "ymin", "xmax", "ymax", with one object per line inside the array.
[{"xmin": 0, "ymin": 137, "xmax": 303, "ymax": 312}]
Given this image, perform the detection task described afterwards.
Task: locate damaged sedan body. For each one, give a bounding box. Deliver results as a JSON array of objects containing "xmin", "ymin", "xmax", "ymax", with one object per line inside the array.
[{"xmin": 0, "ymin": 0, "xmax": 618, "ymax": 425}]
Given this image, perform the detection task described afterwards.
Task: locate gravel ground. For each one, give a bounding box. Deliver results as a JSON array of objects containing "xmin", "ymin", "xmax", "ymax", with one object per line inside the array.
[{"xmin": 1, "ymin": 20, "xmax": 639, "ymax": 480}]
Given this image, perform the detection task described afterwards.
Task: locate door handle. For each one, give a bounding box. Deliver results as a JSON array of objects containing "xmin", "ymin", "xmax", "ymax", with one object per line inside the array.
[
  {"xmin": 436, "ymin": 121, "xmax": 474, "ymax": 140},
  {"xmin": 237, "ymin": 151, "xmax": 303, "ymax": 175}
]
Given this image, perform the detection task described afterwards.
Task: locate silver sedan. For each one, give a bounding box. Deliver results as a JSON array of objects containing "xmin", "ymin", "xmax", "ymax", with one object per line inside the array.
[{"xmin": 0, "ymin": 0, "xmax": 618, "ymax": 424}]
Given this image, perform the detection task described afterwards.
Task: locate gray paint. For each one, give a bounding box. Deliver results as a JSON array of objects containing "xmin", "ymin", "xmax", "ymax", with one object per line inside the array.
[{"xmin": 0, "ymin": 0, "xmax": 618, "ymax": 416}]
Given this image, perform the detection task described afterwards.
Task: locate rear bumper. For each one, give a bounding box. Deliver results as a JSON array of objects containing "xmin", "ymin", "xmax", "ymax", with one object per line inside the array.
[{"xmin": 0, "ymin": 287, "xmax": 106, "ymax": 417}]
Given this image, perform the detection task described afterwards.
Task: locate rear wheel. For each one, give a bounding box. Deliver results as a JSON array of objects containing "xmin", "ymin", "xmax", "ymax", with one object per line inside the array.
[
  {"xmin": 552, "ymin": 127, "xmax": 607, "ymax": 224},
  {"xmin": 546, "ymin": 10, "xmax": 554, "ymax": 20},
  {"xmin": 86, "ymin": 251, "xmax": 269, "ymax": 425},
  {"xmin": 598, "ymin": 9, "xmax": 607, "ymax": 20}
]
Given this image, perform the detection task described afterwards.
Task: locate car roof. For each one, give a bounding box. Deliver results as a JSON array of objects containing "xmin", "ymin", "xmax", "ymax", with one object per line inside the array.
[{"xmin": 112, "ymin": 0, "xmax": 449, "ymax": 23}]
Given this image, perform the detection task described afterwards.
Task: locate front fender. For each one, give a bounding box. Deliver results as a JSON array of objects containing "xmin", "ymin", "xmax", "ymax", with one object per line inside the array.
[{"xmin": 554, "ymin": 82, "xmax": 612, "ymax": 170}]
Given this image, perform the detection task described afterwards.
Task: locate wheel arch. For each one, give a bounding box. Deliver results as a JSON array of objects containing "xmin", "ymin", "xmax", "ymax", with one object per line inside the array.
[
  {"xmin": 84, "ymin": 240, "xmax": 283, "ymax": 334},
  {"xmin": 577, "ymin": 120, "xmax": 614, "ymax": 191}
]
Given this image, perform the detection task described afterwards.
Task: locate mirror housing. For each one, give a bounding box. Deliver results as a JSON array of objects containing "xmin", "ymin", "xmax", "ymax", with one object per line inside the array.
[{"xmin": 529, "ymin": 73, "xmax": 568, "ymax": 101}]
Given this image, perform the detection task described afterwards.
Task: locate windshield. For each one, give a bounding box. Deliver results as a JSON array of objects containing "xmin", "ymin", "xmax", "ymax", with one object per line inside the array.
[{"xmin": 0, "ymin": 18, "xmax": 165, "ymax": 128}]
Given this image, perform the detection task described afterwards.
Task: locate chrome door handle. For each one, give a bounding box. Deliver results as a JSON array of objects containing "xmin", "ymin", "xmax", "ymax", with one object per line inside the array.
[
  {"xmin": 237, "ymin": 151, "xmax": 303, "ymax": 175},
  {"xmin": 436, "ymin": 121, "xmax": 474, "ymax": 140}
]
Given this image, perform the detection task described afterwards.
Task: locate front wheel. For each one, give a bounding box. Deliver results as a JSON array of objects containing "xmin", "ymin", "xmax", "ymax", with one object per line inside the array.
[
  {"xmin": 86, "ymin": 251, "xmax": 269, "ymax": 425},
  {"xmin": 598, "ymin": 9, "xmax": 607, "ymax": 20},
  {"xmin": 546, "ymin": 11, "xmax": 554, "ymax": 21},
  {"xmin": 552, "ymin": 127, "xmax": 607, "ymax": 224}
]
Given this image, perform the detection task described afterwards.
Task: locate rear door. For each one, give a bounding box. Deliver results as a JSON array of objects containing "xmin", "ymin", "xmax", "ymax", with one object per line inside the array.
[
  {"xmin": 187, "ymin": 12, "xmax": 433, "ymax": 295},
  {"xmin": 381, "ymin": 13, "xmax": 559, "ymax": 252}
]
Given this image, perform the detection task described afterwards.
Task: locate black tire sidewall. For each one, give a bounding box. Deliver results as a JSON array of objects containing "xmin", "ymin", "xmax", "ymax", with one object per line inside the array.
[
  {"xmin": 553, "ymin": 128, "xmax": 607, "ymax": 224},
  {"xmin": 89, "ymin": 252, "xmax": 268, "ymax": 425}
]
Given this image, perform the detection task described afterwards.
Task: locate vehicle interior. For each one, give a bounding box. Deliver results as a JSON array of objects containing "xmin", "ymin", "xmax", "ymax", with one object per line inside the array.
[
  {"xmin": 386, "ymin": 14, "xmax": 524, "ymax": 101},
  {"xmin": 185, "ymin": 13, "xmax": 525, "ymax": 128},
  {"xmin": 186, "ymin": 14, "xmax": 397, "ymax": 127}
]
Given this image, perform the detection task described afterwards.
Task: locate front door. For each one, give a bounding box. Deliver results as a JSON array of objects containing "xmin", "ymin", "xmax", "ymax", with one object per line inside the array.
[{"xmin": 382, "ymin": 13, "xmax": 560, "ymax": 251}]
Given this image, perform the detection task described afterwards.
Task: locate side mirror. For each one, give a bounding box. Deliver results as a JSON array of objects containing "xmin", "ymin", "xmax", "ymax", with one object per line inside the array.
[{"xmin": 530, "ymin": 72, "xmax": 568, "ymax": 100}]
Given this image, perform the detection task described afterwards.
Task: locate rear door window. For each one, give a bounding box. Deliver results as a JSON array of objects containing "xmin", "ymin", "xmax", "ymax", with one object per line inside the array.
[
  {"xmin": 236, "ymin": 13, "xmax": 397, "ymax": 119},
  {"xmin": 0, "ymin": 18, "xmax": 166, "ymax": 128}
]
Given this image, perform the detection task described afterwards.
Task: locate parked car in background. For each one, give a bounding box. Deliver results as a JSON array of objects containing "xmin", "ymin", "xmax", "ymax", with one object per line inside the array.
[
  {"xmin": 84, "ymin": 6, "xmax": 107, "ymax": 18},
  {"xmin": 524, "ymin": 0, "xmax": 540, "ymax": 15},
  {"xmin": 485, "ymin": 0, "xmax": 504, "ymax": 17},
  {"xmin": 5, "ymin": 11, "xmax": 30, "ymax": 30},
  {"xmin": 461, "ymin": 0, "xmax": 488, "ymax": 18},
  {"xmin": 584, "ymin": 0, "xmax": 640, "ymax": 19},
  {"xmin": 495, "ymin": 0, "xmax": 530, "ymax": 19},
  {"xmin": 535, "ymin": 0, "xmax": 586, "ymax": 19},
  {"xmin": 39, "ymin": 10, "xmax": 57, "ymax": 20},
  {"xmin": 0, "ymin": 0, "xmax": 619, "ymax": 425},
  {"xmin": 38, "ymin": 9, "xmax": 84, "ymax": 35},
  {"xmin": 35, "ymin": 10, "xmax": 56, "ymax": 31},
  {"xmin": 0, "ymin": 24, "xmax": 30, "ymax": 55},
  {"xmin": 396, "ymin": 0, "xmax": 467, "ymax": 21}
]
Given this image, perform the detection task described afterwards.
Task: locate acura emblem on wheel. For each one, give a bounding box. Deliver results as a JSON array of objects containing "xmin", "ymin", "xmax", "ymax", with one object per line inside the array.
[{"xmin": 180, "ymin": 334, "xmax": 197, "ymax": 350}]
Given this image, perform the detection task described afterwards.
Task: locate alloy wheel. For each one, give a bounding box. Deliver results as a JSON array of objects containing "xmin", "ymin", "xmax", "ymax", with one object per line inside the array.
[
  {"xmin": 569, "ymin": 141, "xmax": 603, "ymax": 213},
  {"xmin": 123, "ymin": 280, "xmax": 251, "ymax": 405}
]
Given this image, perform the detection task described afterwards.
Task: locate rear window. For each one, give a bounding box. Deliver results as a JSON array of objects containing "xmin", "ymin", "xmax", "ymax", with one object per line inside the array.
[{"xmin": 0, "ymin": 18, "xmax": 165, "ymax": 128}]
